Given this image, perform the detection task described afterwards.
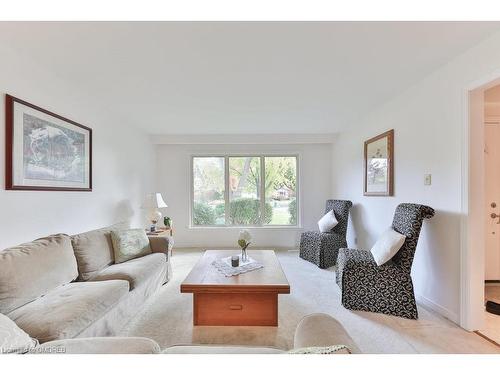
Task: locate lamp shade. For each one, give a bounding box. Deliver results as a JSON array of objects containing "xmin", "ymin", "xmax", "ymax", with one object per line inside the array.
[{"xmin": 143, "ymin": 193, "xmax": 168, "ymax": 209}]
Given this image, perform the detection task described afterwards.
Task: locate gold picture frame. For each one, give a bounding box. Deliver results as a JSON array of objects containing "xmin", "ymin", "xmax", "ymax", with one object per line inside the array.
[{"xmin": 364, "ymin": 129, "xmax": 394, "ymax": 196}]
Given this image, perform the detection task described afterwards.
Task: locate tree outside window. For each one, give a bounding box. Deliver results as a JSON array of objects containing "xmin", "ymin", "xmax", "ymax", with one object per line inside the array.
[{"xmin": 192, "ymin": 155, "xmax": 298, "ymax": 226}]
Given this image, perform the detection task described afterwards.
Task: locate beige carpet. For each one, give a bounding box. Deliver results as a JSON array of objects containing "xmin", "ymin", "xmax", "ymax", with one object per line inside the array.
[{"xmin": 122, "ymin": 249, "xmax": 500, "ymax": 353}]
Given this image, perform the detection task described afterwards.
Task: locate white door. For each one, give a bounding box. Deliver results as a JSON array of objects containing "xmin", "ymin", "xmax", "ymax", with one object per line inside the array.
[{"xmin": 485, "ymin": 122, "xmax": 500, "ymax": 280}]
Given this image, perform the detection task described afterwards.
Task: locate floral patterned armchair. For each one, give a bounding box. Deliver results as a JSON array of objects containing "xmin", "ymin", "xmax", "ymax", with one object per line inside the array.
[
  {"xmin": 336, "ymin": 203, "xmax": 435, "ymax": 319},
  {"xmin": 299, "ymin": 200, "xmax": 353, "ymax": 269}
]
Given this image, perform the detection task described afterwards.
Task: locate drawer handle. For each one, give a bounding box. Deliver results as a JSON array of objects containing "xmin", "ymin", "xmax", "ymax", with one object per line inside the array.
[{"xmin": 229, "ymin": 304, "xmax": 243, "ymax": 310}]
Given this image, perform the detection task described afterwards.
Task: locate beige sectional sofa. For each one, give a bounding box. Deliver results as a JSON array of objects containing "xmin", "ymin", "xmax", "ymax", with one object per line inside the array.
[
  {"xmin": 1, "ymin": 311, "xmax": 358, "ymax": 354},
  {"xmin": 32, "ymin": 313, "xmax": 359, "ymax": 354},
  {"xmin": 0, "ymin": 225, "xmax": 359, "ymax": 354},
  {"xmin": 0, "ymin": 224, "xmax": 170, "ymax": 344}
]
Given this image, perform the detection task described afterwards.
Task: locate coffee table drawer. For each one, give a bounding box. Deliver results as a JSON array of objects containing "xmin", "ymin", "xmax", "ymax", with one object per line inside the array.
[{"xmin": 194, "ymin": 292, "xmax": 278, "ymax": 326}]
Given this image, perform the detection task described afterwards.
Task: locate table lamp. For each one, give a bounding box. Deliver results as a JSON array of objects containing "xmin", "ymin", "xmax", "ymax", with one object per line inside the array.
[{"xmin": 143, "ymin": 193, "xmax": 168, "ymax": 232}]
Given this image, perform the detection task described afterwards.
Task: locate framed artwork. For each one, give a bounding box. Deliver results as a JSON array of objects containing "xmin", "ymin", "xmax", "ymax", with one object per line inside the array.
[
  {"xmin": 5, "ymin": 95, "xmax": 92, "ymax": 191},
  {"xmin": 364, "ymin": 129, "xmax": 394, "ymax": 196}
]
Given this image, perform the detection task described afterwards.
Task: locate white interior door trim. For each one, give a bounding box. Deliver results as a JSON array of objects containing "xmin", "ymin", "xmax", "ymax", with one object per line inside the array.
[{"xmin": 461, "ymin": 68, "xmax": 500, "ymax": 331}]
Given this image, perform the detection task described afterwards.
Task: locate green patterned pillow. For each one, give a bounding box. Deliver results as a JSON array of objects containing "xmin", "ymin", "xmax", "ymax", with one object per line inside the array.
[
  {"xmin": 111, "ymin": 229, "xmax": 152, "ymax": 264},
  {"xmin": 287, "ymin": 345, "xmax": 351, "ymax": 354}
]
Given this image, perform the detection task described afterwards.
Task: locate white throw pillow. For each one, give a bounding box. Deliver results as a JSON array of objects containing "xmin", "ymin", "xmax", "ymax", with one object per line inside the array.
[
  {"xmin": 0, "ymin": 313, "xmax": 37, "ymax": 354},
  {"xmin": 370, "ymin": 228, "xmax": 406, "ymax": 266},
  {"xmin": 318, "ymin": 210, "xmax": 339, "ymax": 233}
]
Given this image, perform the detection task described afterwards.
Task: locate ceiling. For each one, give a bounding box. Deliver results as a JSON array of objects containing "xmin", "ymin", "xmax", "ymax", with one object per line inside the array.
[{"xmin": 1, "ymin": 22, "xmax": 499, "ymax": 135}]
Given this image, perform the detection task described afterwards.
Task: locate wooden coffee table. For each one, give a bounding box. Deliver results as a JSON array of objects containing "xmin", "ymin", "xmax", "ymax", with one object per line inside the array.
[{"xmin": 180, "ymin": 250, "xmax": 290, "ymax": 326}]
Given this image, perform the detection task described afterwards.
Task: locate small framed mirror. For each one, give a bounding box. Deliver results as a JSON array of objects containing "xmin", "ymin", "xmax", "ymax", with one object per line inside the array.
[{"xmin": 364, "ymin": 129, "xmax": 394, "ymax": 196}]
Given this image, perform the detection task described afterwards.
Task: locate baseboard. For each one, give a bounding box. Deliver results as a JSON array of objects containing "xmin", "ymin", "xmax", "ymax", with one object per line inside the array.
[{"xmin": 416, "ymin": 294, "xmax": 459, "ymax": 324}]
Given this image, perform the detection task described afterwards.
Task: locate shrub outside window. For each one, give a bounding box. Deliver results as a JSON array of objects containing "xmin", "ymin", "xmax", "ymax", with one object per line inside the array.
[{"xmin": 191, "ymin": 155, "xmax": 298, "ymax": 227}]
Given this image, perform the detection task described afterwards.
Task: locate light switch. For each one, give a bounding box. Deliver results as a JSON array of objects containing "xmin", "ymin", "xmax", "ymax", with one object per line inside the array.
[{"xmin": 424, "ymin": 174, "xmax": 432, "ymax": 186}]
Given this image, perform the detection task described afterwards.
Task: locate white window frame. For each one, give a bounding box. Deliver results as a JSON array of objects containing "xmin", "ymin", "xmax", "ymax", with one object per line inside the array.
[{"xmin": 190, "ymin": 154, "xmax": 300, "ymax": 228}]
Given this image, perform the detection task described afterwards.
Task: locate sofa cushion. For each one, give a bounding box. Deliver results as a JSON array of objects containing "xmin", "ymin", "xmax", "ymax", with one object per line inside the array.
[
  {"xmin": 0, "ymin": 234, "xmax": 78, "ymax": 315},
  {"xmin": 89, "ymin": 253, "xmax": 166, "ymax": 290},
  {"xmin": 0, "ymin": 313, "xmax": 38, "ymax": 354},
  {"xmin": 34, "ymin": 337, "xmax": 160, "ymax": 354},
  {"xmin": 8, "ymin": 280, "xmax": 129, "ymax": 343},
  {"xmin": 111, "ymin": 228, "xmax": 152, "ymax": 264},
  {"xmin": 71, "ymin": 223, "xmax": 128, "ymax": 281},
  {"xmin": 162, "ymin": 345, "xmax": 284, "ymax": 354}
]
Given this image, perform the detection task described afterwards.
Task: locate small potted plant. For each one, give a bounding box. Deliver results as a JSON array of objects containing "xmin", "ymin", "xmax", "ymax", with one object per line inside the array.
[
  {"xmin": 238, "ymin": 230, "xmax": 252, "ymax": 262},
  {"xmin": 164, "ymin": 216, "xmax": 172, "ymax": 228}
]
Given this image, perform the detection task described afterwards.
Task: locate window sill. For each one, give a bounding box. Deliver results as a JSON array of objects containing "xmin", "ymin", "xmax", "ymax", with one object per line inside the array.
[{"xmin": 188, "ymin": 225, "xmax": 303, "ymax": 230}]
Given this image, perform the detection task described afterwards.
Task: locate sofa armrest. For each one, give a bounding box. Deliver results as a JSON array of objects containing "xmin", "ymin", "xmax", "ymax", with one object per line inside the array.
[
  {"xmin": 148, "ymin": 236, "xmax": 172, "ymax": 254},
  {"xmin": 293, "ymin": 313, "xmax": 360, "ymax": 353},
  {"xmin": 32, "ymin": 337, "xmax": 160, "ymax": 354}
]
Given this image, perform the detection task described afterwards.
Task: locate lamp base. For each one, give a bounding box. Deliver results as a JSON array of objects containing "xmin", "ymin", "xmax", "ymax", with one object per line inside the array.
[{"xmin": 148, "ymin": 209, "xmax": 162, "ymax": 233}]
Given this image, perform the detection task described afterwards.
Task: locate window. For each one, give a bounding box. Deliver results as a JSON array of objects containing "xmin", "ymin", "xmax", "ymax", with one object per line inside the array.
[
  {"xmin": 191, "ymin": 155, "xmax": 298, "ymax": 227},
  {"xmin": 192, "ymin": 157, "xmax": 225, "ymax": 225}
]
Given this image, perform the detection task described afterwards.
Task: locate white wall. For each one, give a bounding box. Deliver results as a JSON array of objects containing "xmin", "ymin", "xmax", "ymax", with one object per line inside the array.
[
  {"xmin": 331, "ymin": 30, "xmax": 500, "ymax": 324},
  {"xmin": 0, "ymin": 44, "xmax": 155, "ymax": 249},
  {"xmin": 156, "ymin": 142, "xmax": 332, "ymax": 248}
]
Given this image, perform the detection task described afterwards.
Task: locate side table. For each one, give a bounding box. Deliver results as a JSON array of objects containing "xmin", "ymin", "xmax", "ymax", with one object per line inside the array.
[
  {"xmin": 146, "ymin": 227, "xmax": 174, "ymax": 254},
  {"xmin": 147, "ymin": 227, "xmax": 174, "ymax": 283}
]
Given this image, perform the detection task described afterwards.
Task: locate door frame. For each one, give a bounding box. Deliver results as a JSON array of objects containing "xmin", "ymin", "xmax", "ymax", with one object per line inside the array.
[
  {"xmin": 461, "ymin": 69, "xmax": 500, "ymax": 331},
  {"xmin": 484, "ymin": 120, "xmax": 500, "ymax": 281}
]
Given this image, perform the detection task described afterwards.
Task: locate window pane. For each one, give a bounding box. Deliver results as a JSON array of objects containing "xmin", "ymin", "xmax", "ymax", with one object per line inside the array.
[
  {"xmin": 192, "ymin": 157, "xmax": 225, "ymax": 225},
  {"xmin": 228, "ymin": 157, "xmax": 261, "ymax": 225},
  {"xmin": 265, "ymin": 156, "xmax": 297, "ymax": 225}
]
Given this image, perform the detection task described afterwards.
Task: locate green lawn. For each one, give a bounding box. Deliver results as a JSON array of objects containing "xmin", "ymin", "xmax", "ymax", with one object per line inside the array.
[{"xmin": 269, "ymin": 201, "xmax": 292, "ymax": 225}]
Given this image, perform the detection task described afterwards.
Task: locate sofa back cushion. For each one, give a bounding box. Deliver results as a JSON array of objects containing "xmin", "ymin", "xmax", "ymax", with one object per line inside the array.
[
  {"xmin": 71, "ymin": 223, "xmax": 128, "ymax": 281},
  {"xmin": 0, "ymin": 234, "xmax": 78, "ymax": 315}
]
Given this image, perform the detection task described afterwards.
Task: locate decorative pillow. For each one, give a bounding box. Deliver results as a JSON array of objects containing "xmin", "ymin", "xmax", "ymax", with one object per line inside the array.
[
  {"xmin": 318, "ymin": 210, "xmax": 338, "ymax": 233},
  {"xmin": 0, "ymin": 313, "xmax": 37, "ymax": 354},
  {"xmin": 288, "ymin": 345, "xmax": 351, "ymax": 354},
  {"xmin": 370, "ymin": 228, "xmax": 406, "ymax": 266},
  {"xmin": 111, "ymin": 229, "xmax": 152, "ymax": 264}
]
